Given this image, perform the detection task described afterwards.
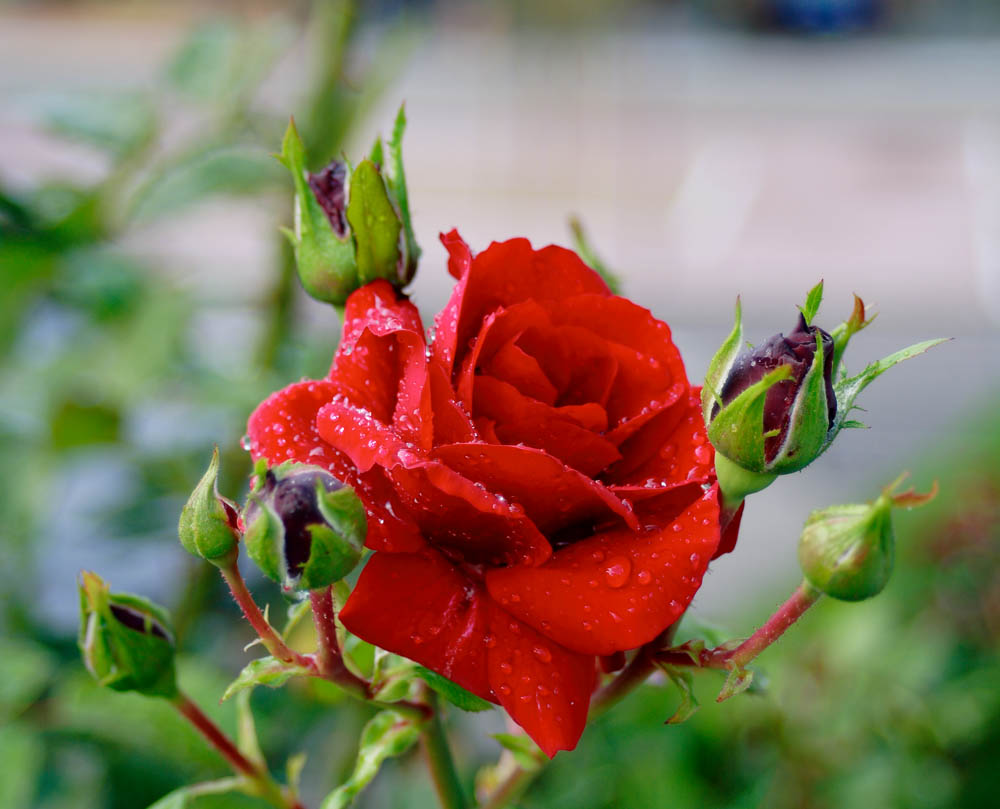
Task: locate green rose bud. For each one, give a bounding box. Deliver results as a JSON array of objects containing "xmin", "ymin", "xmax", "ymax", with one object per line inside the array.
[
  {"xmin": 244, "ymin": 462, "xmax": 365, "ymax": 592},
  {"xmin": 78, "ymin": 571, "xmax": 177, "ymax": 698},
  {"xmin": 798, "ymin": 476, "xmax": 937, "ymax": 601},
  {"xmin": 277, "ymin": 104, "xmax": 420, "ymax": 305},
  {"xmin": 178, "ymin": 446, "xmax": 240, "ymax": 567}
]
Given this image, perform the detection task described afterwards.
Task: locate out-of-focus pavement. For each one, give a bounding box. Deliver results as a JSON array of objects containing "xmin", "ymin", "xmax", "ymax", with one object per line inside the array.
[{"xmin": 3, "ymin": 5, "xmax": 998, "ymax": 616}]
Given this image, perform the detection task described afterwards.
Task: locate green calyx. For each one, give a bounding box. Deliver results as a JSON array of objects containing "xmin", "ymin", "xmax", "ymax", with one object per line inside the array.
[
  {"xmin": 78, "ymin": 571, "xmax": 178, "ymax": 698},
  {"xmin": 243, "ymin": 462, "xmax": 365, "ymax": 592},
  {"xmin": 178, "ymin": 445, "xmax": 239, "ymax": 567},
  {"xmin": 798, "ymin": 475, "xmax": 937, "ymax": 601},
  {"xmin": 276, "ymin": 104, "xmax": 419, "ymax": 305}
]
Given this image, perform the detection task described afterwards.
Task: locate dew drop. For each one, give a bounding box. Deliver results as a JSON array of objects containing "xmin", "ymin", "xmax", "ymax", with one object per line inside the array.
[
  {"xmin": 603, "ymin": 557, "xmax": 632, "ymax": 588},
  {"xmin": 533, "ymin": 645, "xmax": 552, "ymax": 663},
  {"xmin": 636, "ymin": 569, "xmax": 651, "ymax": 585},
  {"xmin": 240, "ymin": 434, "xmax": 252, "ymax": 451}
]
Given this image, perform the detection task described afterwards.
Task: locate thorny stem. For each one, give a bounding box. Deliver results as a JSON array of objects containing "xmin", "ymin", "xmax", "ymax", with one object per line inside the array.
[
  {"xmin": 420, "ymin": 690, "xmax": 469, "ymax": 809},
  {"xmin": 656, "ymin": 580, "xmax": 823, "ymax": 671},
  {"xmin": 174, "ymin": 692, "xmax": 306, "ymax": 809},
  {"xmin": 219, "ymin": 563, "xmax": 311, "ymax": 668}
]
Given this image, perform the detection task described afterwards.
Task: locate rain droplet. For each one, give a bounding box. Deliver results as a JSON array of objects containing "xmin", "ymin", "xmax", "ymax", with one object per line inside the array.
[
  {"xmin": 533, "ymin": 645, "xmax": 552, "ymax": 663},
  {"xmin": 636, "ymin": 569, "xmax": 651, "ymax": 585},
  {"xmin": 240, "ymin": 434, "xmax": 252, "ymax": 451},
  {"xmin": 603, "ymin": 557, "xmax": 632, "ymax": 588}
]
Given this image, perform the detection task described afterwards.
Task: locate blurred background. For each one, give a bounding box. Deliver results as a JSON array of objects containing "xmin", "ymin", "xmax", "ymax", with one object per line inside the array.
[{"xmin": 1, "ymin": 1, "xmax": 997, "ymax": 807}]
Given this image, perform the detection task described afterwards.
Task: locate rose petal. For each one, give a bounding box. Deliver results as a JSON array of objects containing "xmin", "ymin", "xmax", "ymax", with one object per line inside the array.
[
  {"xmin": 713, "ymin": 500, "xmax": 745, "ymax": 559},
  {"xmin": 340, "ymin": 551, "xmax": 494, "ymax": 701},
  {"xmin": 429, "ymin": 363, "xmax": 478, "ymax": 444},
  {"xmin": 455, "ymin": 299, "xmax": 554, "ymax": 407},
  {"xmin": 318, "ymin": 398, "xmax": 548, "ymax": 565},
  {"xmin": 248, "ymin": 380, "xmax": 422, "ymax": 553},
  {"xmin": 486, "ymin": 603, "xmax": 595, "ymax": 757},
  {"xmin": 485, "ymin": 485, "xmax": 722, "ymax": 656},
  {"xmin": 330, "ymin": 279, "xmax": 432, "ymax": 450},
  {"xmin": 473, "ymin": 376, "xmax": 621, "ymax": 477},
  {"xmin": 607, "ymin": 389, "xmax": 714, "ymax": 497},
  {"xmin": 482, "ymin": 339, "xmax": 558, "ymax": 406},
  {"xmin": 435, "ymin": 235, "xmax": 609, "ymax": 376},
  {"xmin": 433, "ymin": 443, "xmax": 639, "ymax": 535}
]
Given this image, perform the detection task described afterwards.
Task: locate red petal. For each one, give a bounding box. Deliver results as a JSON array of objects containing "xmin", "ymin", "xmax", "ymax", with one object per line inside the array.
[
  {"xmin": 330, "ymin": 280, "xmax": 432, "ymax": 450},
  {"xmin": 455, "ymin": 300, "xmax": 553, "ymax": 408},
  {"xmin": 340, "ymin": 551, "xmax": 494, "ymax": 702},
  {"xmin": 607, "ymin": 389, "xmax": 714, "ymax": 498},
  {"xmin": 485, "ymin": 485, "xmax": 722, "ymax": 656},
  {"xmin": 433, "ymin": 443, "xmax": 639, "ymax": 536},
  {"xmin": 247, "ymin": 380, "xmax": 422, "ymax": 553},
  {"xmin": 482, "ymin": 339, "xmax": 558, "ymax": 406},
  {"xmin": 441, "ymin": 229, "xmax": 471, "ymax": 280},
  {"xmin": 317, "ymin": 398, "xmax": 409, "ymax": 474},
  {"xmin": 486, "ymin": 602, "xmax": 595, "ymax": 757},
  {"xmin": 434, "ymin": 235, "xmax": 609, "ymax": 377},
  {"xmin": 473, "ymin": 376, "xmax": 621, "ymax": 477},
  {"xmin": 713, "ymin": 500, "xmax": 745, "ymax": 559},
  {"xmin": 429, "ymin": 363, "xmax": 478, "ymax": 444}
]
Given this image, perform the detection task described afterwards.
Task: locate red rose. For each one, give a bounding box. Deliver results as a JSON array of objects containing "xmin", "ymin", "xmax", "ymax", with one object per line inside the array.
[{"xmin": 246, "ymin": 231, "xmax": 737, "ymax": 756}]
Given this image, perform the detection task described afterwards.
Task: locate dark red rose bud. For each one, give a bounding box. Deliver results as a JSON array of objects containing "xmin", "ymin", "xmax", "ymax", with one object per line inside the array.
[
  {"xmin": 307, "ymin": 161, "xmax": 348, "ymax": 238},
  {"xmin": 716, "ymin": 313, "xmax": 836, "ymax": 463},
  {"xmin": 244, "ymin": 461, "xmax": 365, "ymax": 591}
]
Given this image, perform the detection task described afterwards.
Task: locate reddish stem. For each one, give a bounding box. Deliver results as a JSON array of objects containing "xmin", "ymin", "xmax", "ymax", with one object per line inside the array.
[
  {"xmin": 219, "ymin": 564, "xmax": 311, "ymax": 668},
  {"xmin": 174, "ymin": 693, "xmax": 261, "ymax": 779},
  {"xmin": 308, "ymin": 587, "xmax": 371, "ymax": 699},
  {"xmin": 657, "ymin": 581, "xmax": 822, "ymax": 670}
]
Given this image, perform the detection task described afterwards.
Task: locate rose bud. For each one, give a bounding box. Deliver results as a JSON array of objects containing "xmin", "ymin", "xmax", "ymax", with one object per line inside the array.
[
  {"xmin": 276, "ymin": 104, "xmax": 420, "ymax": 305},
  {"xmin": 178, "ymin": 446, "xmax": 240, "ymax": 567},
  {"xmin": 798, "ymin": 476, "xmax": 937, "ymax": 601},
  {"xmin": 243, "ymin": 461, "xmax": 365, "ymax": 592},
  {"xmin": 703, "ymin": 285, "xmax": 945, "ymax": 505},
  {"xmin": 78, "ymin": 571, "xmax": 178, "ymax": 698}
]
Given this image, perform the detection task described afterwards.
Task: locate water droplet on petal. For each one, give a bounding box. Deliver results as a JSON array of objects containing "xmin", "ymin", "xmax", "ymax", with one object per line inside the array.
[{"xmin": 603, "ymin": 557, "xmax": 632, "ymax": 588}]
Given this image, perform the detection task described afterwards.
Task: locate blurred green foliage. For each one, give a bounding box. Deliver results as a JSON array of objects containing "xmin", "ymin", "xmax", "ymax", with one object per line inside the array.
[{"xmin": 1, "ymin": 3, "xmax": 998, "ymax": 808}]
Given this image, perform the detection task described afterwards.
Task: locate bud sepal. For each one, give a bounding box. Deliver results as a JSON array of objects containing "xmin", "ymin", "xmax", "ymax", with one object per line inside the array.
[{"xmin": 78, "ymin": 572, "xmax": 177, "ymax": 698}]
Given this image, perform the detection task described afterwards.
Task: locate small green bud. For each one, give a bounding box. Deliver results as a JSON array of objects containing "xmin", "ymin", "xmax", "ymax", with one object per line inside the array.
[
  {"xmin": 798, "ymin": 476, "xmax": 937, "ymax": 601},
  {"xmin": 276, "ymin": 104, "xmax": 420, "ymax": 305},
  {"xmin": 244, "ymin": 462, "xmax": 365, "ymax": 592},
  {"xmin": 78, "ymin": 571, "xmax": 177, "ymax": 698},
  {"xmin": 178, "ymin": 446, "xmax": 240, "ymax": 567}
]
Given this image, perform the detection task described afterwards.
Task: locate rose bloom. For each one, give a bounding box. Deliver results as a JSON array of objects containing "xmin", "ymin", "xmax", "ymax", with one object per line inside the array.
[{"xmin": 247, "ymin": 231, "xmax": 740, "ymax": 756}]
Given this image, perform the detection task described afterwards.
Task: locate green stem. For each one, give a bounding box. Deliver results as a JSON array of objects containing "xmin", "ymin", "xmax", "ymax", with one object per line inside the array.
[
  {"xmin": 478, "ymin": 755, "xmax": 539, "ymax": 809},
  {"xmin": 421, "ymin": 692, "xmax": 468, "ymax": 809},
  {"xmin": 219, "ymin": 563, "xmax": 311, "ymax": 668}
]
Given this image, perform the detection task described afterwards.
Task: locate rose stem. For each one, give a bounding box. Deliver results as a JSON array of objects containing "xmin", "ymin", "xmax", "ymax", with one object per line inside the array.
[
  {"xmin": 656, "ymin": 580, "xmax": 823, "ymax": 671},
  {"xmin": 307, "ymin": 587, "xmax": 431, "ymax": 720},
  {"xmin": 219, "ymin": 562, "xmax": 310, "ymax": 668},
  {"xmin": 420, "ymin": 690, "xmax": 469, "ymax": 809},
  {"xmin": 173, "ymin": 692, "xmax": 306, "ymax": 809}
]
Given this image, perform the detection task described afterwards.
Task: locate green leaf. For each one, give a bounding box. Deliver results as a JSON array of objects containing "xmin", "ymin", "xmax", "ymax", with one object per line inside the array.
[
  {"xmin": 569, "ymin": 216, "xmax": 622, "ymax": 294},
  {"xmin": 320, "ymin": 711, "xmax": 420, "ymax": 809},
  {"xmin": 717, "ymin": 664, "xmax": 755, "ymax": 703},
  {"xmin": 798, "ymin": 280, "xmax": 824, "ymax": 324},
  {"xmin": 345, "ymin": 159, "xmax": 402, "ymax": 285},
  {"xmin": 701, "ymin": 297, "xmax": 743, "ymax": 425},
  {"xmin": 0, "ymin": 638, "xmax": 56, "ymax": 721},
  {"xmin": 287, "ymin": 752, "xmax": 308, "ymax": 795},
  {"xmin": 386, "ymin": 104, "xmax": 420, "ymax": 283},
  {"xmin": 415, "ymin": 667, "xmax": 494, "ymax": 713},
  {"xmin": 222, "ymin": 656, "xmax": 311, "ymax": 702},
  {"xmin": 659, "ymin": 665, "xmax": 700, "ymax": 724},
  {"xmin": 35, "ymin": 92, "xmax": 156, "ymax": 156},
  {"xmin": 492, "ymin": 733, "xmax": 546, "ymax": 770},
  {"xmin": 128, "ymin": 145, "xmax": 285, "ymax": 222},
  {"xmin": 146, "ymin": 778, "xmax": 250, "ymax": 809},
  {"xmin": 826, "ymin": 339, "xmax": 949, "ymax": 451},
  {"xmin": 0, "ymin": 724, "xmax": 43, "ymax": 809}
]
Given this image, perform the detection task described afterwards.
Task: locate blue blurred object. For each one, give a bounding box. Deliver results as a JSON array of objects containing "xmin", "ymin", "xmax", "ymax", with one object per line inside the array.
[{"xmin": 767, "ymin": 0, "xmax": 882, "ymax": 32}]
